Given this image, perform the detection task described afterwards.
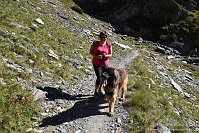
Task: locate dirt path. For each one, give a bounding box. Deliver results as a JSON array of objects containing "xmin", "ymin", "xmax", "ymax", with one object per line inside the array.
[{"xmin": 35, "ymin": 50, "xmax": 138, "ymax": 133}]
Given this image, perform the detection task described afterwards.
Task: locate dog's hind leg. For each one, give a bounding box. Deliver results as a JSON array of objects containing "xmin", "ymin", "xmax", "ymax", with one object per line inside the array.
[
  {"xmin": 120, "ymin": 87, "xmax": 125, "ymax": 101},
  {"xmin": 108, "ymin": 94, "xmax": 117, "ymax": 116},
  {"xmin": 120, "ymin": 80, "xmax": 127, "ymax": 101},
  {"xmin": 122, "ymin": 86, "xmax": 126, "ymax": 100}
]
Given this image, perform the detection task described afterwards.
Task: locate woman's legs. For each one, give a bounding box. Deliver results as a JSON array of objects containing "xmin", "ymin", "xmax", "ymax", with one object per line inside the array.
[{"xmin": 93, "ymin": 65, "xmax": 107, "ymax": 96}]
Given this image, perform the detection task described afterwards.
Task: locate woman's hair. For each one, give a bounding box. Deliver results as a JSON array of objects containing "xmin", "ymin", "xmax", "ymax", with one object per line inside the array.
[{"xmin": 99, "ymin": 31, "xmax": 107, "ymax": 38}]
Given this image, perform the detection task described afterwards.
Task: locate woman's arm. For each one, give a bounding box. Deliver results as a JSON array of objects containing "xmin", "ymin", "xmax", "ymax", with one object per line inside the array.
[
  {"xmin": 89, "ymin": 43, "xmax": 96, "ymax": 57},
  {"xmin": 103, "ymin": 45, "xmax": 112, "ymax": 58}
]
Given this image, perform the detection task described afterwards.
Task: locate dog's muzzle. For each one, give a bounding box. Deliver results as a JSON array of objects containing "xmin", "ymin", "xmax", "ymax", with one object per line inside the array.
[{"xmin": 101, "ymin": 72, "xmax": 111, "ymax": 87}]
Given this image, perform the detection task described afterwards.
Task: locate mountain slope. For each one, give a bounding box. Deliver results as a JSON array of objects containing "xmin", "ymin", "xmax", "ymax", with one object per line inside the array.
[
  {"xmin": 0, "ymin": 0, "xmax": 199, "ymax": 132},
  {"xmin": 74, "ymin": 0, "xmax": 199, "ymax": 55}
]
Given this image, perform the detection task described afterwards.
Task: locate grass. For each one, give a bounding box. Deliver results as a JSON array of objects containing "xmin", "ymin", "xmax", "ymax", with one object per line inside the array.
[
  {"xmin": 0, "ymin": 0, "xmax": 90, "ymax": 82},
  {"xmin": 0, "ymin": 0, "xmax": 90, "ymax": 132},
  {"xmin": 126, "ymin": 50, "xmax": 199, "ymax": 133},
  {"xmin": 59, "ymin": 0, "xmax": 74, "ymax": 7},
  {"xmin": 0, "ymin": 83, "xmax": 39, "ymax": 133}
]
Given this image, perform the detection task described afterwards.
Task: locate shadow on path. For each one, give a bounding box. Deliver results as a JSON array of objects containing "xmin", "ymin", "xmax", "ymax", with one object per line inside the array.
[
  {"xmin": 38, "ymin": 86, "xmax": 90, "ymax": 100},
  {"xmin": 38, "ymin": 87, "xmax": 109, "ymax": 127}
]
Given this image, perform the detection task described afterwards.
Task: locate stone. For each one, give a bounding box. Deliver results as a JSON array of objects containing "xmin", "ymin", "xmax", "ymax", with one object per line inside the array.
[{"xmin": 35, "ymin": 18, "xmax": 44, "ymax": 25}]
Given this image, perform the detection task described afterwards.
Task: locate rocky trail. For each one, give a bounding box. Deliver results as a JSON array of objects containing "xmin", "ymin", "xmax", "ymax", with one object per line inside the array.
[{"xmin": 34, "ymin": 50, "xmax": 139, "ymax": 133}]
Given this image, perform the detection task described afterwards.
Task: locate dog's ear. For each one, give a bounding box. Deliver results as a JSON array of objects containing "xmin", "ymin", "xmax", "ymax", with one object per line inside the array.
[{"xmin": 110, "ymin": 67, "xmax": 115, "ymax": 74}]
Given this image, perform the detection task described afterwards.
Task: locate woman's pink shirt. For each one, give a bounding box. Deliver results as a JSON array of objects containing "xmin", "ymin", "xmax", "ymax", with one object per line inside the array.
[{"xmin": 92, "ymin": 41, "xmax": 111, "ymax": 66}]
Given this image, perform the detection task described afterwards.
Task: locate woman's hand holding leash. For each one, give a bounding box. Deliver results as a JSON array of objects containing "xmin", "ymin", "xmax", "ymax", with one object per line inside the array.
[
  {"xmin": 102, "ymin": 52, "xmax": 106, "ymax": 58},
  {"xmin": 96, "ymin": 54, "xmax": 103, "ymax": 59}
]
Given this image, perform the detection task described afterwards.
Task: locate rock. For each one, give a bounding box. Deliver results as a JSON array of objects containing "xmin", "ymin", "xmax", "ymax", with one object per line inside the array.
[
  {"xmin": 182, "ymin": 61, "xmax": 187, "ymax": 64},
  {"xmin": 75, "ymin": 130, "xmax": 81, "ymax": 133},
  {"xmin": 58, "ymin": 13, "xmax": 68, "ymax": 20},
  {"xmin": 26, "ymin": 128, "xmax": 32, "ymax": 132},
  {"xmin": 113, "ymin": 41, "xmax": 132, "ymax": 49},
  {"xmin": 35, "ymin": 18, "xmax": 44, "ymax": 25},
  {"xmin": 32, "ymin": 88, "xmax": 47, "ymax": 101},
  {"xmin": 117, "ymin": 117, "xmax": 122, "ymax": 124},
  {"xmin": 31, "ymin": 23, "xmax": 38, "ymax": 29},
  {"xmin": 0, "ymin": 78, "xmax": 6, "ymax": 85},
  {"xmin": 48, "ymin": 50, "xmax": 59, "ymax": 60},
  {"xmin": 154, "ymin": 46, "xmax": 166, "ymax": 54},
  {"xmin": 155, "ymin": 124, "xmax": 171, "ymax": 133},
  {"xmin": 184, "ymin": 92, "xmax": 191, "ymax": 98},
  {"xmin": 138, "ymin": 37, "xmax": 143, "ymax": 43},
  {"xmin": 167, "ymin": 55, "xmax": 175, "ymax": 59},
  {"xmin": 170, "ymin": 78, "xmax": 184, "ymax": 95}
]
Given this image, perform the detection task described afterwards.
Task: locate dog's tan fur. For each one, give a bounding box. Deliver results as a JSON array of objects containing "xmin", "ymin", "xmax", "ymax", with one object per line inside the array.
[{"xmin": 102, "ymin": 67, "xmax": 128, "ymax": 116}]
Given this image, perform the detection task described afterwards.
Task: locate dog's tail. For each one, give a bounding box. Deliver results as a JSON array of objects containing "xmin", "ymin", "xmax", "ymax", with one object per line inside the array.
[
  {"xmin": 118, "ymin": 64, "xmax": 127, "ymax": 74},
  {"xmin": 119, "ymin": 64, "xmax": 126, "ymax": 70}
]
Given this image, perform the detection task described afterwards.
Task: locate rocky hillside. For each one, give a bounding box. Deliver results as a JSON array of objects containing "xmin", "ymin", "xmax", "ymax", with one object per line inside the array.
[
  {"xmin": 0, "ymin": 0, "xmax": 199, "ymax": 133},
  {"xmin": 74, "ymin": 0, "xmax": 199, "ymax": 55}
]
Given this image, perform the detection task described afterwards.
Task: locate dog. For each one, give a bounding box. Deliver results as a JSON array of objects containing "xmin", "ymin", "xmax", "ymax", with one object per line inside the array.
[{"xmin": 101, "ymin": 66, "xmax": 128, "ymax": 116}]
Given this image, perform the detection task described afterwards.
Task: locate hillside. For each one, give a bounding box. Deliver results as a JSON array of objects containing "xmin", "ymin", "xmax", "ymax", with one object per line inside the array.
[
  {"xmin": 74, "ymin": 0, "xmax": 199, "ymax": 55},
  {"xmin": 0, "ymin": 0, "xmax": 199, "ymax": 133}
]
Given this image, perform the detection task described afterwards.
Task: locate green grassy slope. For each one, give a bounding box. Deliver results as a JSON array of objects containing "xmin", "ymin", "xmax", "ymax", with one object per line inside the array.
[{"xmin": 0, "ymin": 0, "xmax": 88, "ymax": 132}]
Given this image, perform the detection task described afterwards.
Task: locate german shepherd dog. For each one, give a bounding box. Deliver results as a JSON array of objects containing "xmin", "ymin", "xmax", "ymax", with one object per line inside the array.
[{"xmin": 101, "ymin": 66, "xmax": 128, "ymax": 116}]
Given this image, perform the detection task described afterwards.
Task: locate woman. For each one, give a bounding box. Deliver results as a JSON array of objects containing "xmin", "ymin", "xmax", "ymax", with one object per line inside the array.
[{"xmin": 89, "ymin": 31, "xmax": 112, "ymax": 97}]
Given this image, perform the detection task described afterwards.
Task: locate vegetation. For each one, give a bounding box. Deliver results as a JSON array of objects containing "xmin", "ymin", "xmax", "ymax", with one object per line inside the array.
[
  {"xmin": 160, "ymin": 10, "xmax": 199, "ymax": 50},
  {"xmin": 0, "ymin": 0, "xmax": 88, "ymax": 132},
  {"xmin": 126, "ymin": 50, "xmax": 199, "ymax": 132},
  {"xmin": 0, "ymin": 0, "xmax": 89, "ymax": 82},
  {"xmin": 1, "ymin": 0, "xmax": 125, "ymax": 131},
  {"xmin": 0, "ymin": 83, "xmax": 39, "ymax": 133}
]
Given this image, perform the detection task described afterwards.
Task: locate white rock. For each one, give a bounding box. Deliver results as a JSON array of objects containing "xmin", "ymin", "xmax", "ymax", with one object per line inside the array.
[
  {"xmin": 113, "ymin": 41, "xmax": 132, "ymax": 49},
  {"xmin": 41, "ymin": 113, "xmax": 48, "ymax": 116},
  {"xmin": 32, "ymin": 23, "xmax": 38, "ymax": 28},
  {"xmin": 117, "ymin": 117, "xmax": 122, "ymax": 123},
  {"xmin": 75, "ymin": 130, "xmax": 81, "ymax": 133},
  {"xmin": 35, "ymin": 18, "xmax": 44, "ymax": 25},
  {"xmin": 32, "ymin": 88, "xmax": 47, "ymax": 101},
  {"xmin": 156, "ymin": 124, "xmax": 171, "ymax": 133},
  {"xmin": 29, "ymin": 59, "xmax": 34, "ymax": 64},
  {"xmin": 184, "ymin": 92, "xmax": 191, "ymax": 98},
  {"xmin": 26, "ymin": 128, "xmax": 32, "ymax": 132},
  {"xmin": 182, "ymin": 61, "xmax": 187, "ymax": 64},
  {"xmin": 48, "ymin": 50, "xmax": 59, "ymax": 60},
  {"xmin": 170, "ymin": 78, "xmax": 184, "ymax": 95},
  {"xmin": 167, "ymin": 55, "xmax": 175, "ymax": 59}
]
